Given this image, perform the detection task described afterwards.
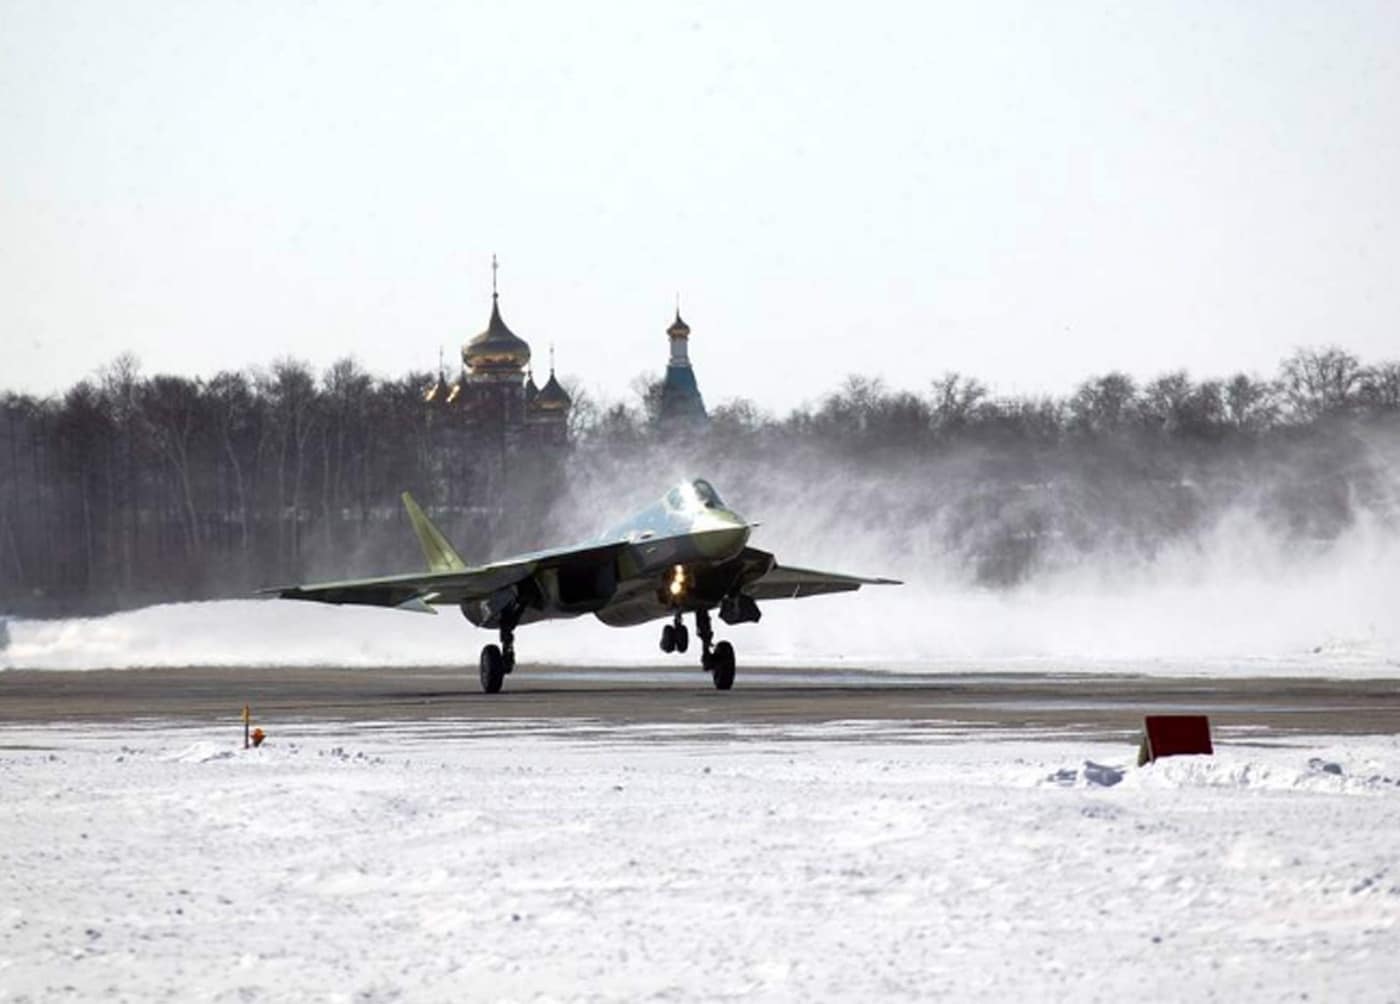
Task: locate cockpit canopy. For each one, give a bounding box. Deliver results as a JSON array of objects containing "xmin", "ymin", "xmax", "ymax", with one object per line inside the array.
[
  {"xmin": 691, "ymin": 479, "xmax": 723, "ymax": 508},
  {"xmin": 665, "ymin": 478, "xmax": 726, "ymax": 512}
]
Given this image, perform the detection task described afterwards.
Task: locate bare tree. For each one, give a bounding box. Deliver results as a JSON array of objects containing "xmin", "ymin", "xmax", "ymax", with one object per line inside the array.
[
  {"xmin": 1224, "ymin": 373, "xmax": 1279, "ymax": 431},
  {"xmin": 1142, "ymin": 372, "xmax": 1226, "ymax": 439},
  {"xmin": 262, "ymin": 359, "xmax": 320, "ymax": 564},
  {"xmin": 928, "ymin": 373, "xmax": 988, "ymax": 436},
  {"xmin": 319, "ymin": 357, "xmax": 373, "ymax": 549},
  {"xmin": 1359, "ymin": 361, "xmax": 1400, "ymax": 411},
  {"xmin": 629, "ymin": 373, "xmax": 665, "ymax": 426},
  {"xmin": 1280, "ymin": 347, "xmax": 1364, "ymax": 421},
  {"xmin": 140, "ymin": 375, "xmax": 207, "ymax": 561},
  {"xmin": 1069, "ymin": 373, "xmax": 1138, "ymax": 435},
  {"xmin": 208, "ymin": 371, "xmax": 257, "ymax": 554}
]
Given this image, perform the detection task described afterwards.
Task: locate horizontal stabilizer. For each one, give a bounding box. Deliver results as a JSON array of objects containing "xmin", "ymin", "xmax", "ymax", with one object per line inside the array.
[
  {"xmin": 395, "ymin": 593, "xmax": 440, "ymax": 615},
  {"xmin": 742, "ymin": 557, "xmax": 900, "ymax": 601}
]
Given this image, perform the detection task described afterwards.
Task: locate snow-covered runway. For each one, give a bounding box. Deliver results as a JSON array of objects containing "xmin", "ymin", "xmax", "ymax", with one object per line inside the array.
[{"xmin": 3, "ymin": 720, "xmax": 1399, "ymax": 1002}]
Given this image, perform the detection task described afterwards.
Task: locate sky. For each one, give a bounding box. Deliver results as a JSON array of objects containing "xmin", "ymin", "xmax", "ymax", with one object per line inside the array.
[{"xmin": 2, "ymin": 1, "xmax": 1398, "ymax": 412}]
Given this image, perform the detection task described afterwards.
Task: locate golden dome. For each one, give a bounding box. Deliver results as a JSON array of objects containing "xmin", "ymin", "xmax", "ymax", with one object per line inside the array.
[
  {"xmin": 463, "ymin": 295, "xmax": 531, "ymax": 372},
  {"xmin": 423, "ymin": 371, "xmax": 450, "ymax": 403}
]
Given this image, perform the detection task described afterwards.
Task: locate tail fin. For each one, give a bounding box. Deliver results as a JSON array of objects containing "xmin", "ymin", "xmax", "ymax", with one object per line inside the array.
[{"xmin": 401, "ymin": 492, "xmax": 468, "ymax": 573}]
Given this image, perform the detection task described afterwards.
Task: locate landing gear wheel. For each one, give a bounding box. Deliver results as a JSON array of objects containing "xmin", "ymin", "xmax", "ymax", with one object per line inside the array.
[
  {"xmin": 479, "ymin": 643, "xmax": 505, "ymax": 694},
  {"xmin": 660, "ymin": 624, "xmax": 677, "ymax": 654},
  {"xmin": 674, "ymin": 624, "xmax": 689, "ymax": 653},
  {"xmin": 710, "ymin": 640, "xmax": 736, "ymax": 691}
]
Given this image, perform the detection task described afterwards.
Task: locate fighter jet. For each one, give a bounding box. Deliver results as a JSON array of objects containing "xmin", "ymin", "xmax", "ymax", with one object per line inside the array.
[{"xmin": 268, "ymin": 478, "xmax": 899, "ymax": 693}]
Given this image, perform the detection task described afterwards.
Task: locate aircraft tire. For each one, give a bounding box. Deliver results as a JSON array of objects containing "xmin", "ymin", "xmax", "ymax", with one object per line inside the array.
[
  {"xmin": 479, "ymin": 644, "xmax": 506, "ymax": 694},
  {"xmin": 675, "ymin": 624, "xmax": 689, "ymax": 653},
  {"xmin": 660, "ymin": 624, "xmax": 676, "ymax": 654},
  {"xmin": 711, "ymin": 641, "xmax": 736, "ymax": 691}
]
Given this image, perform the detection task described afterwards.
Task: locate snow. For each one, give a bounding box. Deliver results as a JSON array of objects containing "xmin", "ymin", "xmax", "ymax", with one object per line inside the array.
[
  {"xmin": 4, "ymin": 473, "xmax": 1399, "ymax": 675},
  {"xmin": 3, "ymin": 721, "xmax": 1399, "ymax": 1001}
]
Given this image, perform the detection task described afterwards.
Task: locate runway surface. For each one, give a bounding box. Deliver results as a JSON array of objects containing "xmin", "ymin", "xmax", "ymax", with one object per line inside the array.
[{"xmin": 3, "ymin": 664, "xmax": 1399, "ymax": 738}]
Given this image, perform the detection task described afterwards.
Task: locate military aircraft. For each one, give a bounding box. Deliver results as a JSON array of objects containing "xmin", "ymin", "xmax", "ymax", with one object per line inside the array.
[{"xmin": 268, "ymin": 478, "xmax": 899, "ymax": 693}]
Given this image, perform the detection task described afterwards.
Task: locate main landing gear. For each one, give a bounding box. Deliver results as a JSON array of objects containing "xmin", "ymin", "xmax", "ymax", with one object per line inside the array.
[
  {"xmin": 478, "ymin": 605, "xmax": 521, "ymax": 695},
  {"xmin": 662, "ymin": 608, "xmax": 735, "ymax": 690},
  {"xmin": 659, "ymin": 613, "xmax": 689, "ymax": 654},
  {"xmin": 478, "ymin": 602, "xmax": 738, "ymax": 695}
]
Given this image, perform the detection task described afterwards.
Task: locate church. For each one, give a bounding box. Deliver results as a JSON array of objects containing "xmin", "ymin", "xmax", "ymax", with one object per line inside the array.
[
  {"xmin": 657, "ymin": 309, "xmax": 708, "ymax": 429},
  {"xmin": 425, "ymin": 263, "xmax": 708, "ymax": 449},
  {"xmin": 423, "ymin": 277, "xmax": 572, "ymax": 448}
]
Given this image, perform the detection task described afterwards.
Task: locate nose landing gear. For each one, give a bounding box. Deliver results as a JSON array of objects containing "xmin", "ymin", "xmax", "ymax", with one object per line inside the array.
[
  {"xmin": 479, "ymin": 644, "xmax": 505, "ymax": 694},
  {"xmin": 708, "ymin": 641, "xmax": 736, "ymax": 691},
  {"xmin": 694, "ymin": 608, "xmax": 736, "ymax": 691}
]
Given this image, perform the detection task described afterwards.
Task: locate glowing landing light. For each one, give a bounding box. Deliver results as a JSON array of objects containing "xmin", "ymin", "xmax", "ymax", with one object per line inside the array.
[{"xmin": 668, "ymin": 565, "xmax": 687, "ymax": 598}]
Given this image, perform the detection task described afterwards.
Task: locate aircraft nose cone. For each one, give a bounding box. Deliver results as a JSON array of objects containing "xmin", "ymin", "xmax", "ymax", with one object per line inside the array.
[{"xmin": 695, "ymin": 517, "xmax": 750, "ymax": 561}]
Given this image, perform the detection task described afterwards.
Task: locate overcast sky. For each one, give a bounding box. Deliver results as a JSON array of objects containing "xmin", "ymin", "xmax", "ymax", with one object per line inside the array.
[{"xmin": 3, "ymin": 1, "xmax": 1397, "ymax": 412}]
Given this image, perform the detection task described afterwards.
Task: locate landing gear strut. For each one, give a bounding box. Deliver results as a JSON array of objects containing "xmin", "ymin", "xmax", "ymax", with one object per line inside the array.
[
  {"xmin": 695, "ymin": 608, "xmax": 736, "ymax": 690},
  {"xmin": 479, "ymin": 605, "xmax": 520, "ymax": 695}
]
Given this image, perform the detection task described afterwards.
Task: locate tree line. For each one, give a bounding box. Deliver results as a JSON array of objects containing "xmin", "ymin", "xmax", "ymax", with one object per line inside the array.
[{"xmin": 2, "ymin": 347, "xmax": 1397, "ymax": 615}]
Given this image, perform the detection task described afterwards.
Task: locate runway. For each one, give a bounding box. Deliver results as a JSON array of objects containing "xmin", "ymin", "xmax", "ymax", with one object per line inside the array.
[{"xmin": 3, "ymin": 664, "xmax": 1399, "ymax": 737}]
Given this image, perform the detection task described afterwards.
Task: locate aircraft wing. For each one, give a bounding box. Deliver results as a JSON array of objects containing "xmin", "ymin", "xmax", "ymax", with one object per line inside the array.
[
  {"xmin": 740, "ymin": 549, "xmax": 901, "ymax": 601},
  {"xmin": 264, "ymin": 540, "xmax": 627, "ymax": 613}
]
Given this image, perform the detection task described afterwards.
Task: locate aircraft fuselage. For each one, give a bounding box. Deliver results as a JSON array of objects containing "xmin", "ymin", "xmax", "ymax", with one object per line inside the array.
[{"xmin": 460, "ymin": 479, "xmax": 759, "ymax": 630}]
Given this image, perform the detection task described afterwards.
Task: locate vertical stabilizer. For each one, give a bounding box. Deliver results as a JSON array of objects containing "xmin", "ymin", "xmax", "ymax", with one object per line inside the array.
[{"xmin": 401, "ymin": 493, "xmax": 468, "ymax": 573}]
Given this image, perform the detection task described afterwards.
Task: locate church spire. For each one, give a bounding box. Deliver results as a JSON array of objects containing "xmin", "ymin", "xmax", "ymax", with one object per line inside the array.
[
  {"xmin": 667, "ymin": 302, "xmax": 692, "ymax": 366},
  {"xmin": 657, "ymin": 303, "xmax": 706, "ymax": 429}
]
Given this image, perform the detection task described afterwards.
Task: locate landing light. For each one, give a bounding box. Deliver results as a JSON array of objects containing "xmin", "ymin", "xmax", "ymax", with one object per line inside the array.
[{"xmin": 668, "ymin": 565, "xmax": 686, "ymax": 597}]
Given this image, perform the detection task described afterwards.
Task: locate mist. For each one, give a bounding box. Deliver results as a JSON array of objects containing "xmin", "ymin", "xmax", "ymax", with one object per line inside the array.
[
  {"xmin": 2, "ymin": 349, "xmax": 1398, "ymax": 671},
  {"xmin": 546, "ymin": 416, "xmax": 1400, "ymax": 665}
]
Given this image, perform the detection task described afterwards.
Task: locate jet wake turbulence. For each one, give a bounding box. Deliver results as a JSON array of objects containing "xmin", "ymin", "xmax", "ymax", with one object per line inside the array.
[{"xmin": 268, "ymin": 480, "xmax": 900, "ymax": 692}]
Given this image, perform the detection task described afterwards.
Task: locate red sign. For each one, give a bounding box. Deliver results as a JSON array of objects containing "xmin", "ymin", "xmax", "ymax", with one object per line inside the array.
[{"xmin": 1143, "ymin": 715, "xmax": 1213, "ymax": 762}]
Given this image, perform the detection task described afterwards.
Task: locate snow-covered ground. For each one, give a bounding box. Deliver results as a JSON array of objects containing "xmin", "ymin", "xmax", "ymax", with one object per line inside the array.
[{"xmin": 3, "ymin": 720, "xmax": 1399, "ymax": 1001}]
